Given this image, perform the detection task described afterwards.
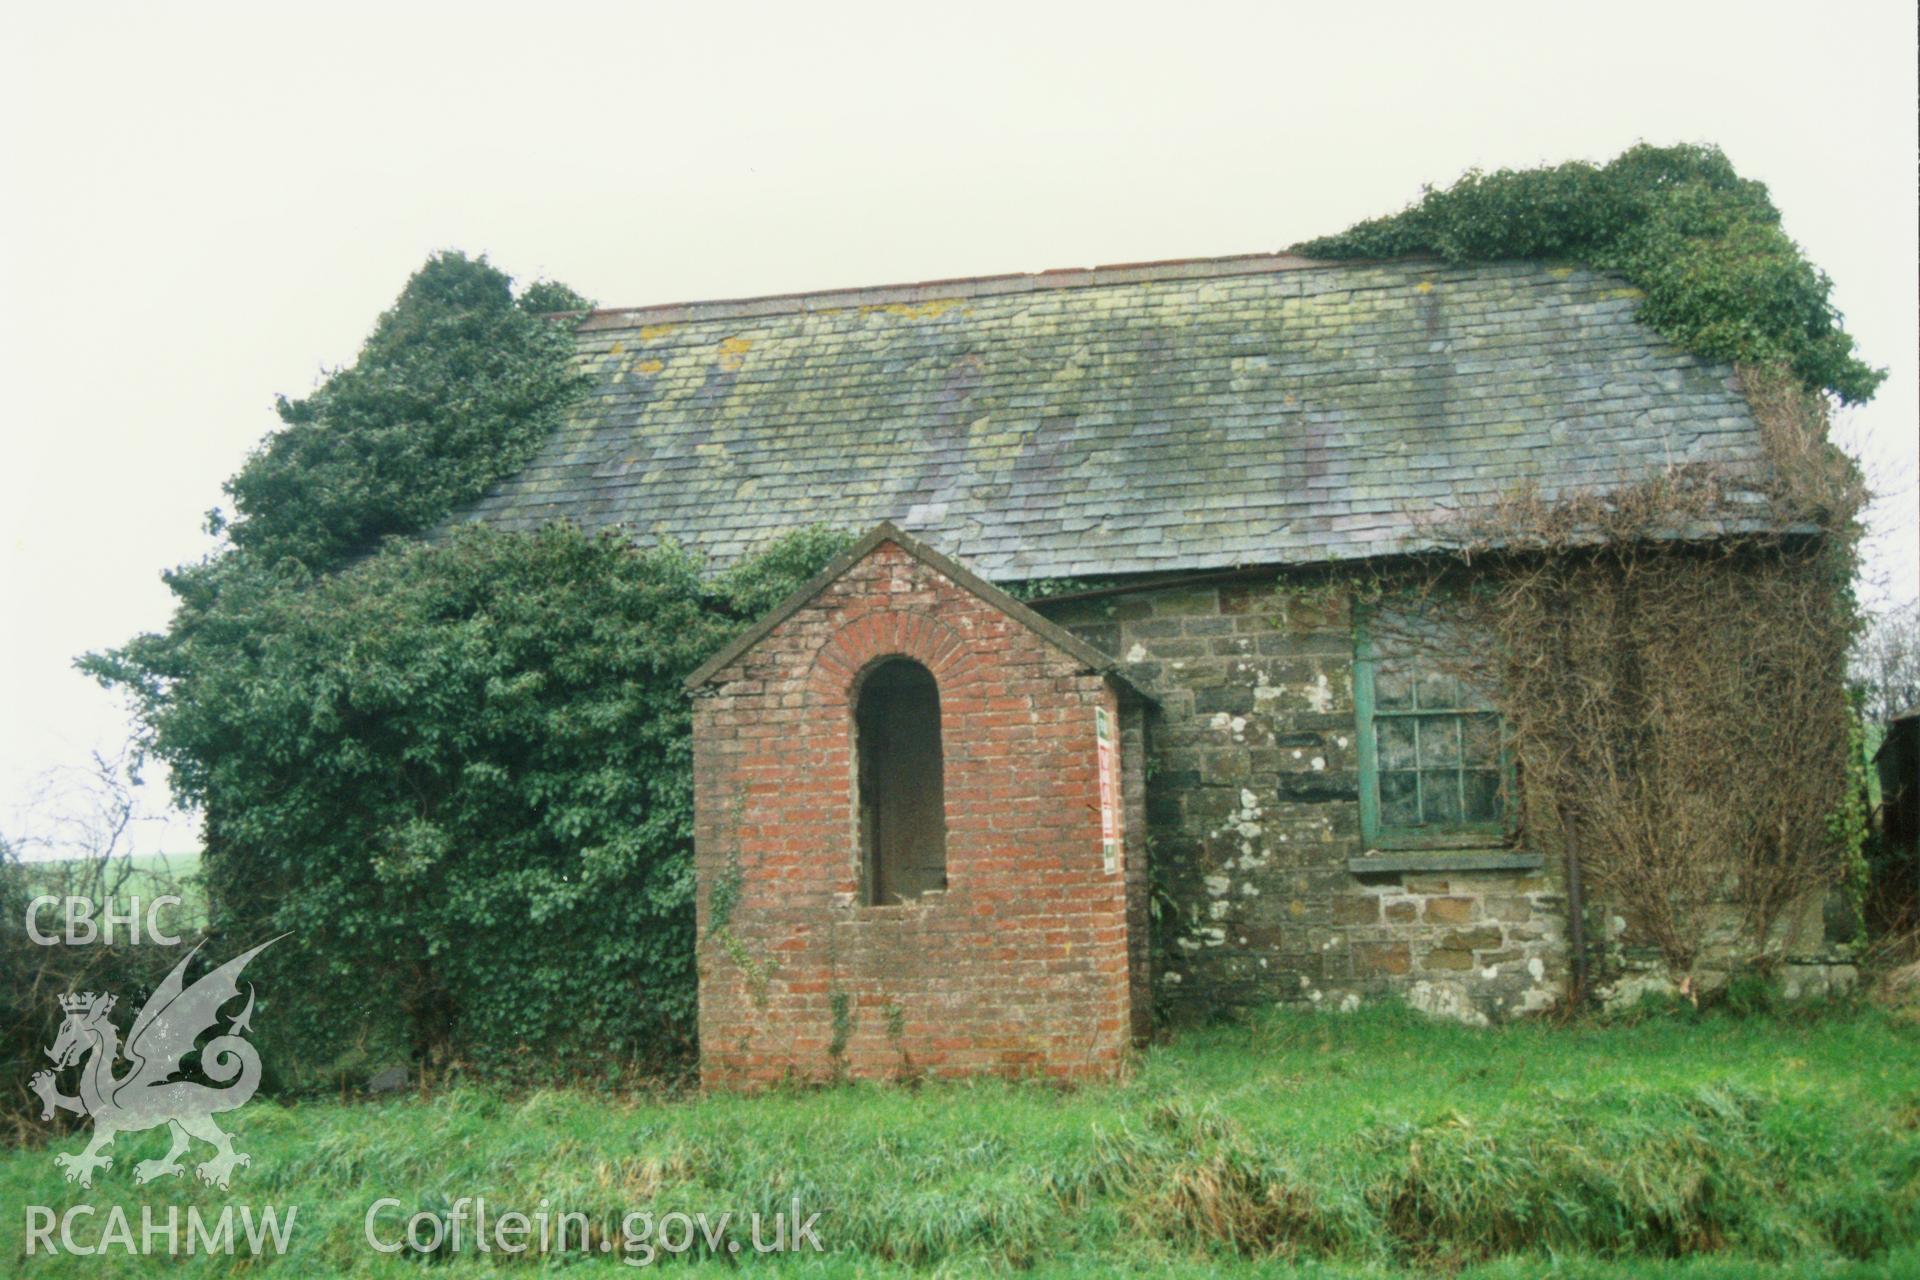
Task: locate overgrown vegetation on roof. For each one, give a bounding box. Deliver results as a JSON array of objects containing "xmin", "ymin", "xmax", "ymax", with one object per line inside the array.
[
  {"xmin": 1293, "ymin": 144, "xmax": 1884, "ymax": 405},
  {"xmin": 1303, "ymin": 152, "xmax": 1881, "ymax": 995},
  {"xmin": 216, "ymin": 251, "xmax": 592, "ymax": 571},
  {"xmin": 79, "ymin": 248, "xmax": 854, "ymax": 1073}
]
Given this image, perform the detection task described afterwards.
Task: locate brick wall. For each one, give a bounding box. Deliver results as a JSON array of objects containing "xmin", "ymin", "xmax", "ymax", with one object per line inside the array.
[
  {"xmin": 1041, "ymin": 575, "xmax": 1567, "ymax": 1024},
  {"xmin": 691, "ymin": 540, "xmax": 1137, "ymax": 1086}
]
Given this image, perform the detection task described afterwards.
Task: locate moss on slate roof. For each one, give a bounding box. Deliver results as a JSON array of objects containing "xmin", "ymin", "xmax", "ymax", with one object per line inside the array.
[{"xmin": 452, "ymin": 252, "xmax": 1771, "ymax": 581}]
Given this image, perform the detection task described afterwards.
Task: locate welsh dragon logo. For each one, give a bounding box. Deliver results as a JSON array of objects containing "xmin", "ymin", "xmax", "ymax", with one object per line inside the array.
[{"xmin": 31, "ymin": 937, "xmax": 282, "ymax": 1189}]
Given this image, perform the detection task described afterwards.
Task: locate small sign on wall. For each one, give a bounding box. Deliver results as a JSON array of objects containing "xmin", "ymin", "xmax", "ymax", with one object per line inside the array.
[{"xmin": 1095, "ymin": 706, "xmax": 1119, "ymax": 874}]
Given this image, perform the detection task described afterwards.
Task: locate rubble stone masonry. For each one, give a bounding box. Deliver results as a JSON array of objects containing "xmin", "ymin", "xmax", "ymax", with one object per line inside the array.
[{"xmin": 1041, "ymin": 576, "xmax": 1567, "ymax": 1024}]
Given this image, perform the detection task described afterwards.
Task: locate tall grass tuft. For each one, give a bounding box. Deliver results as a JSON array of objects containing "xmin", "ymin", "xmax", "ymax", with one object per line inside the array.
[{"xmin": 3, "ymin": 1005, "xmax": 1918, "ymax": 1275}]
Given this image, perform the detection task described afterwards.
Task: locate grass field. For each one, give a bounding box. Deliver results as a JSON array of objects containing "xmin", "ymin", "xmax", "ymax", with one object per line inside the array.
[
  {"xmin": 4, "ymin": 1002, "xmax": 1919, "ymax": 1276},
  {"xmin": 21, "ymin": 851, "xmax": 207, "ymax": 933}
]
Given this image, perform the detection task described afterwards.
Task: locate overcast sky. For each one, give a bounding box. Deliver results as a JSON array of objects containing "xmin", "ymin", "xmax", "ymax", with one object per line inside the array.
[{"xmin": 3, "ymin": 1, "xmax": 1914, "ymax": 856}]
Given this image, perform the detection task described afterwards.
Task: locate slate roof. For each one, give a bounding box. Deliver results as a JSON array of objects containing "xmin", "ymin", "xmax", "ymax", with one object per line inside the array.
[{"xmin": 454, "ymin": 253, "xmax": 1773, "ymax": 581}]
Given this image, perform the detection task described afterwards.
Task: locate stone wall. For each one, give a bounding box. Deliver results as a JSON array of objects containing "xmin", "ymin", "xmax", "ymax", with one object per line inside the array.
[
  {"xmin": 691, "ymin": 539, "xmax": 1137, "ymax": 1087},
  {"xmin": 1040, "ymin": 575, "xmax": 1567, "ymax": 1024},
  {"xmin": 1595, "ymin": 894, "xmax": 1856, "ymax": 1009}
]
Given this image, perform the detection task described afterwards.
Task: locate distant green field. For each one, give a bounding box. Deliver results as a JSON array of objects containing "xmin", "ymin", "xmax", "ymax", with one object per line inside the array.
[
  {"xmin": 22, "ymin": 851, "xmax": 207, "ymax": 933},
  {"xmin": 4, "ymin": 1003, "xmax": 1917, "ymax": 1276}
]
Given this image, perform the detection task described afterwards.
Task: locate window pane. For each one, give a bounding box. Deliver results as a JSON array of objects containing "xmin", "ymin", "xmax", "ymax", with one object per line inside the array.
[
  {"xmin": 1416, "ymin": 671, "xmax": 1458, "ymax": 710},
  {"xmin": 1417, "ymin": 715, "xmax": 1461, "ymax": 765},
  {"xmin": 1378, "ymin": 717, "xmax": 1418, "ymax": 770},
  {"xmin": 1375, "ymin": 661, "xmax": 1413, "ymax": 710},
  {"xmin": 1362, "ymin": 615, "xmax": 1510, "ymax": 836},
  {"xmin": 1463, "ymin": 769, "xmax": 1502, "ymax": 823},
  {"xmin": 1462, "ymin": 713, "xmax": 1501, "ymax": 766},
  {"xmin": 1456, "ymin": 673, "xmax": 1495, "ymax": 710},
  {"xmin": 1421, "ymin": 769, "xmax": 1462, "ymax": 824},
  {"xmin": 1380, "ymin": 769, "xmax": 1419, "ymax": 825}
]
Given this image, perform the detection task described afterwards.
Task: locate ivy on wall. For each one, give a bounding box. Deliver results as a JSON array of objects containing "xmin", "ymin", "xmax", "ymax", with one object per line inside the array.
[
  {"xmin": 81, "ymin": 250, "xmax": 851, "ymax": 1076},
  {"xmin": 85, "ymin": 521, "xmax": 851, "ymax": 1076}
]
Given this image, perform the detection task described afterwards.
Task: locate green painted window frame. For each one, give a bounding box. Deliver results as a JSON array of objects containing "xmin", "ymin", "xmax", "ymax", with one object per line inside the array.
[{"xmin": 1353, "ymin": 611, "xmax": 1513, "ymax": 850}]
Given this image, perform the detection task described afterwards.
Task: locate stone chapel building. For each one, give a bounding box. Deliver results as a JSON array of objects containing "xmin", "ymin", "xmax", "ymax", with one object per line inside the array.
[{"xmin": 454, "ymin": 251, "xmax": 1847, "ymax": 1084}]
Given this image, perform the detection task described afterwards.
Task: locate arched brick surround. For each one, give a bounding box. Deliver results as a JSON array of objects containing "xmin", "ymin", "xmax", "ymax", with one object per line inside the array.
[
  {"xmin": 690, "ymin": 534, "xmax": 1140, "ymax": 1086},
  {"xmin": 811, "ymin": 608, "xmax": 975, "ymax": 699}
]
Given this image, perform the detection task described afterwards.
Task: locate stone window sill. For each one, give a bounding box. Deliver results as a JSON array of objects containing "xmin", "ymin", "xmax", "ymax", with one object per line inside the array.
[{"xmin": 1347, "ymin": 851, "xmax": 1544, "ymax": 875}]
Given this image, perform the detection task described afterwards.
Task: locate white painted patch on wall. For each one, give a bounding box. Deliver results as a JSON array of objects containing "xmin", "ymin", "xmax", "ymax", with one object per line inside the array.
[
  {"xmin": 1405, "ymin": 980, "xmax": 1491, "ymax": 1028},
  {"xmin": 1305, "ymin": 670, "xmax": 1335, "ymax": 713}
]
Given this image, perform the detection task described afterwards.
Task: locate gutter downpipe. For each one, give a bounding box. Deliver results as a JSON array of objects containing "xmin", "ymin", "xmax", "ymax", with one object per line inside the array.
[{"xmin": 1558, "ymin": 806, "xmax": 1589, "ymax": 1006}]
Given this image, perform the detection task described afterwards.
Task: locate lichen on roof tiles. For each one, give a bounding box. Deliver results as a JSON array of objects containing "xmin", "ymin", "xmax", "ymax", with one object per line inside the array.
[{"xmin": 454, "ymin": 254, "xmax": 1770, "ymax": 580}]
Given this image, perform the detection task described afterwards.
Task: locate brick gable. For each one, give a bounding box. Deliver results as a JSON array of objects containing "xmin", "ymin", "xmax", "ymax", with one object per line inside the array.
[{"xmin": 692, "ymin": 533, "xmax": 1143, "ymax": 1085}]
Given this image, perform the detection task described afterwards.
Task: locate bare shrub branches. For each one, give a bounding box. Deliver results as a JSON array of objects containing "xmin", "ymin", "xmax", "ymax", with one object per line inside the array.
[
  {"xmin": 0, "ymin": 746, "xmax": 192, "ymax": 1133},
  {"xmin": 1853, "ymin": 599, "xmax": 1920, "ymax": 723},
  {"xmin": 1492, "ymin": 545, "xmax": 1842, "ymax": 976},
  {"xmin": 1369, "ymin": 362, "xmax": 1863, "ymax": 987}
]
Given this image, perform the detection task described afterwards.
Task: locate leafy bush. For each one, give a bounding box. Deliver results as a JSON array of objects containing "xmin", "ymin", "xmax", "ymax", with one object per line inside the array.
[
  {"xmin": 214, "ymin": 252, "xmax": 591, "ymax": 571},
  {"xmin": 0, "ymin": 845, "xmax": 192, "ymax": 1131},
  {"xmin": 1293, "ymin": 144, "xmax": 1883, "ymax": 404},
  {"xmin": 85, "ymin": 524, "xmax": 848, "ymax": 1080},
  {"xmin": 78, "ymin": 252, "xmax": 858, "ymax": 1080}
]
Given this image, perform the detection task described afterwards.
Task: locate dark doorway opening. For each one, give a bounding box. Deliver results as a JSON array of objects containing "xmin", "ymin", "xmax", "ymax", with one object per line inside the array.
[{"xmin": 855, "ymin": 658, "xmax": 948, "ymax": 903}]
